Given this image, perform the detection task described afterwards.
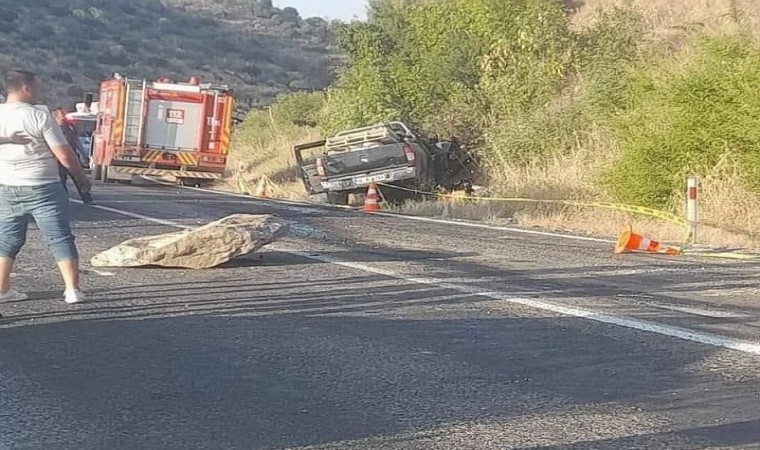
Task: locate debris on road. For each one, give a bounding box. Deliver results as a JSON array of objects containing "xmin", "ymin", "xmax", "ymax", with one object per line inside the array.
[{"xmin": 90, "ymin": 214, "xmax": 289, "ymax": 269}]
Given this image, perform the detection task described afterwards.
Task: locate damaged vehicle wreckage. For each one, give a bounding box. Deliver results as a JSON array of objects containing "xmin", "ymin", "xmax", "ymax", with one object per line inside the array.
[{"xmin": 294, "ymin": 121, "xmax": 479, "ymax": 205}]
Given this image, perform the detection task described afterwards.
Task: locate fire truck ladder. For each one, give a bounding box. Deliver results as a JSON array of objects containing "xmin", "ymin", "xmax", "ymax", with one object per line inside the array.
[{"xmin": 122, "ymin": 79, "xmax": 147, "ymax": 146}]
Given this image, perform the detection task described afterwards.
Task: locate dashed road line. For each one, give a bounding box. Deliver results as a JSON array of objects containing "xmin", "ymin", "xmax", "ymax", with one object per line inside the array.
[{"xmin": 74, "ymin": 198, "xmax": 760, "ymax": 357}]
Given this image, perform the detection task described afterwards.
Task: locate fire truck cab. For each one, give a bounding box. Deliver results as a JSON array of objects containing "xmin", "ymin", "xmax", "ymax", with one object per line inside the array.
[{"xmin": 91, "ymin": 74, "xmax": 234, "ymax": 186}]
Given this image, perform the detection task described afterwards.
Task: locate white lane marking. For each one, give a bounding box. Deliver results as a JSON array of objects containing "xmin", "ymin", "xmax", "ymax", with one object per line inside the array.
[
  {"xmin": 530, "ymin": 267, "xmax": 687, "ymax": 280},
  {"xmin": 141, "ymin": 177, "xmax": 322, "ymax": 214},
  {"xmin": 87, "ymin": 199, "xmax": 277, "ymax": 205},
  {"xmin": 275, "ymin": 247, "xmax": 760, "ymax": 356},
  {"xmin": 75, "ymin": 200, "xmax": 760, "ymax": 357},
  {"xmin": 372, "ymin": 212, "xmax": 613, "ymax": 244},
  {"xmin": 71, "ymin": 199, "xmax": 193, "ymax": 229},
  {"xmin": 649, "ymin": 303, "xmax": 751, "ymax": 319},
  {"xmin": 81, "ymin": 269, "xmax": 116, "ymax": 277},
  {"xmin": 144, "ymin": 178, "xmax": 614, "ymax": 245}
]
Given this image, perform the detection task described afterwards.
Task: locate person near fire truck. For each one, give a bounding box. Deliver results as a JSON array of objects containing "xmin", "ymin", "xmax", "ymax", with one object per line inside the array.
[{"xmin": 52, "ymin": 106, "xmax": 92, "ymax": 203}]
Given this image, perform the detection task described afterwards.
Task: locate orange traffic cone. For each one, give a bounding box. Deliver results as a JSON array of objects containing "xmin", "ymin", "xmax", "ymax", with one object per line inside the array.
[
  {"xmin": 362, "ymin": 182, "xmax": 381, "ymax": 213},
  {"xmin": 615, "ymin": 228, "xmax": 681, "ymax": 255}
]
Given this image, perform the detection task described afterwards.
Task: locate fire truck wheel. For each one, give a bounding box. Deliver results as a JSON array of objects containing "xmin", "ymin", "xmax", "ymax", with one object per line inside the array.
[
  {"xmin": 178, "ymin": 178, "xmax": 203, "ymax": 188},
  {"xmin": 102, "ymin": 166, "xmax": 116, "ymax": 184}
]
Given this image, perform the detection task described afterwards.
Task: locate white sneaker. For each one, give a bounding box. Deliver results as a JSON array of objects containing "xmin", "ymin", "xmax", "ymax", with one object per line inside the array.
[
  {"xmin": 0, "ymin": 289, "xmax": 28, "ymax": 302},
  {"xmin": 64, "ymin": 289, "xmax": 85, "ymax": 304}
]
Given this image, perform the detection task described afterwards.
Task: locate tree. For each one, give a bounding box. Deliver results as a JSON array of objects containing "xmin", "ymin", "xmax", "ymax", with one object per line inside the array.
[{"xmin": 322, "ymin": 0, "xmax": 574, "ymax": 135}]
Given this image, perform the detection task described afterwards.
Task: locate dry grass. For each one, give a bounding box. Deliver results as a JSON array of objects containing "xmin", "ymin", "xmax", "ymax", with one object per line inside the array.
[
  {"xmin": 571, "ymin": 0, "xmax": 760, "ymax": 34},
  {"xmin": 219, "ymin": 120, "xmax": 760, "ymax": 250},
  {"xmin": 696, "ymin": 157, "xmax": 760, "ymax": 246},
  {"xmin": 217, "ymin": 126, "xmax": 321, "ymax": 200},
  {"xmin": 486, "ymin": 125, "xmax": 617, "ymax": 201},
  {"xmin": 511, "ymin": 192, "xmax": 760, "ymax": 250},
  {"xmin": 479, "ymin": 127, "xmax": 692, "ymax": 243},
  {"xmin": 388, "ymin": 119, "xmax": 760, "ymax": 249},
  {"xmin": 393, "ymin": 129, "xmax": 691, "ymax": 246},
  {"xmin": 396, "ymin": 148, "xmax": 760, "ymax": 250}
]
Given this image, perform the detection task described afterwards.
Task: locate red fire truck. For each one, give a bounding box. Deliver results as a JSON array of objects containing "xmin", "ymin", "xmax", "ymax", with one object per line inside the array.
[{"xmin": 91, "ymin": 74, "xmax": 235, "ymax": 186}]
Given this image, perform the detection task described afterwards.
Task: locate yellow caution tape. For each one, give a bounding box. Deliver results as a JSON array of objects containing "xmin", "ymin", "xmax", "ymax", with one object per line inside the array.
[
  {"xmin": 683, "ymin": 252, "xmax": 760, "ymax": 260},
  {"xmin": 377, "ymin": 182, "xmax": 687, "ymax": 226},
  {"xmin": 231, "ymin": 177, "xmax": 760, "ymax": 260},
  {"xmin": 376, "ymin": 183, "xmax": 760, "ymax": 260}
]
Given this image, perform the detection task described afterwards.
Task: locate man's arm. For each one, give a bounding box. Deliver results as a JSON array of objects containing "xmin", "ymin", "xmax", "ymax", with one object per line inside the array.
[
  {"xmin": 0, "ymin": 132, "xmax": 32, "ymax": 145},
  {"xmin": 63, "ymin": 125, "xmax": 86, "ymax": 158},
  {"xmin": 40, "ymin": 113, "xmax": 91, "ymax": 193},
  {"xmin": 49, "ymin": 145, "xmax": 90, "ymax": 189}
]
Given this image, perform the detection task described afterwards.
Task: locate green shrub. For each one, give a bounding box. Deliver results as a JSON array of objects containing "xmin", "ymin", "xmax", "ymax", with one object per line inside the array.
[
  {"xmin": 271, "ymin": 91, "xmax": 326, "ymax": 128},
  {"xmin": 480, "ymin": 6, "xmax": 644, "ymax": 172},
  {"xmin": 603, "ymin": 35, "xmax": 760, "ymax": 208}
]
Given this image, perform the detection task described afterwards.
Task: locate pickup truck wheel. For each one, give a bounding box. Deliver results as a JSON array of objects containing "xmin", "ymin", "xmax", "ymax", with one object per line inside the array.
[{"xmin": 326, "ymin": 191, "xmax": 349, "ymax": 205}]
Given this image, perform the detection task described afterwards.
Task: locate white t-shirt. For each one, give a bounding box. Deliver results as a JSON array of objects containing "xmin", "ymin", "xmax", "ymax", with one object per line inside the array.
[{"xmin": 0, "ymin": 102, "xmax": 68, "ymax": 186}]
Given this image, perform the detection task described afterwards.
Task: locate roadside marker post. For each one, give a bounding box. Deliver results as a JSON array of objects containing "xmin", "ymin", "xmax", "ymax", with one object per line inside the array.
[{"xmin": 686, "ymin": 176, "xmax": 700, "ymax": 244}]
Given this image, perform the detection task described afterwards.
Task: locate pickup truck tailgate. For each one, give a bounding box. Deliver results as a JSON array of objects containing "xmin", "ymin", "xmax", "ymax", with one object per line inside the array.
[{"xmin": 323, "ymin": 144, "xmax": 408, "ymax": 177}]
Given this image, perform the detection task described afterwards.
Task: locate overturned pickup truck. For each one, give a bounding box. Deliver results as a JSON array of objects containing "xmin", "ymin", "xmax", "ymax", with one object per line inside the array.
[{"xmin": 294, "ymin": 121, "xmax": 476, "ymax": 205}]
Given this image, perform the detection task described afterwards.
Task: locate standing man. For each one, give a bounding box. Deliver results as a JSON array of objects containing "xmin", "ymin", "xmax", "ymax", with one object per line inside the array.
[
  {"xmin": 53, "ymin": 107, "xmax": 88, "ymax": 168},
  {"xmin": 53, "ymin": 107, "xmax": 92, "ymax": 203},
  {"xmin": 0, "ymin": 70, "xmax": 90, "ymax": 304}
]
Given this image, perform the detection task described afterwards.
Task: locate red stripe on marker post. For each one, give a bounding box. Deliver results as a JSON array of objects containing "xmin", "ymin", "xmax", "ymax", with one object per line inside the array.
[{"xmin": 686, "ymin": 177, "xmax": 700, "ymax": 244}]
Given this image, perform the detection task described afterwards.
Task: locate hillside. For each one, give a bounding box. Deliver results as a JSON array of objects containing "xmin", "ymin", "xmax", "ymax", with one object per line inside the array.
[
  {"xmin": 230, "ymin": 0, "xmax": 760, "ymax": 249},
  {"xmin": 0, "ymin": 0, "xmax": 340, "ymax": 111}
]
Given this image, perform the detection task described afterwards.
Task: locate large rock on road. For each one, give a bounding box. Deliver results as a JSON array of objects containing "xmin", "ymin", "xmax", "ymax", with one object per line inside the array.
[{"xmin": 90, "ymin": 214, "xmax": 289, "ymax": 269}]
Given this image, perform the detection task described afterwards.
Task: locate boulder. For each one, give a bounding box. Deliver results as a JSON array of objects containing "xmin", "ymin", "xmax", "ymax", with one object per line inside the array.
[{"xmin": 90, "ymin": 214, "xmax": 289, "ymax": 269}]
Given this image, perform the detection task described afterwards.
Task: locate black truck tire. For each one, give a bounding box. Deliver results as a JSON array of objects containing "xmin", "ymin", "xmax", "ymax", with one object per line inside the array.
[
  {"xmin": 326, "ymin": 191, "xmax": 349, "ymax": 205},
  {"xmin": 178, "ymin": 178, "xmax": 203, "ymax": 188}
]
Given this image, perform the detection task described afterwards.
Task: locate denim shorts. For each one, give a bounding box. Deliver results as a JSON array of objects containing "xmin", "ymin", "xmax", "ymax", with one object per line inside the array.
[{"xmin": 0, "ymin": 182, "xmax": 78, "ymax": 262}]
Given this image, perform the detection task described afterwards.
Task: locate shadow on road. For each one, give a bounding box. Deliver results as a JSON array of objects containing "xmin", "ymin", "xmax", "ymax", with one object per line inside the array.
[
  {"xmin": 1, "ymin": 310, "xmax": 756, "ymax": 449},
  {"xmin": 7, "ymin": 240, "xmax": 760, "ymax": 331}
]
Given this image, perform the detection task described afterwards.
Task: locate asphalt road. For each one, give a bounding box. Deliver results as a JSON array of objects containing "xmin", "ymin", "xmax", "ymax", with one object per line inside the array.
[{"xmin": 1, "ymin": 180, "xmax": 759, "ymax": 450}]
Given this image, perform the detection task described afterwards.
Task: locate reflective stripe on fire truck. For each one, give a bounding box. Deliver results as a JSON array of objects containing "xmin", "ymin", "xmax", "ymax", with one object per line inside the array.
[
  {"xmin": 220, "ymin": 95, "xmax": 233, "ymax": 155},
  {"xmin": 112, "ymin": 82, "xmax": 126, "ymax": 144},
  {"xmin": 177, "ymin": 152, "xmax": 198, "ymax": 166},
  {"xmin": 112, "ymin": 167, "xmax": 222, "ymax": 179},
  {"xmin": 142, "ymin": 150, "xmax": 198, "ymax": 166}
]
